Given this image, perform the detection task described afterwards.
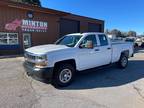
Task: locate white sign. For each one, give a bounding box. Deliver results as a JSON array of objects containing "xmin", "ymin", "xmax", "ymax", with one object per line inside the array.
[
  {"xmin": 5, "ymin": 19, "xmax": 48, "ymax": 32},
  {"xmin": 22, "ymin": 20, "xmax": 48, "ymax": 32}
]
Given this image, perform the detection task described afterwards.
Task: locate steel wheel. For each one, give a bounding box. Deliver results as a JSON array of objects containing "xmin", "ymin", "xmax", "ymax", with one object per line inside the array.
[
  {"xmin": 59, "ymin": 69, "xmax": 72, "ymax": 83},
  {"xmin": 52, "ymin": 64, "xmax": 75, "ymax": 87},
  {"xmin": 118, "ymin": 54, "xmax": 128, "ymax": 69},
  {"xmin": 121, "ymin": 56, "xmax": 128, "ymax": 67}
]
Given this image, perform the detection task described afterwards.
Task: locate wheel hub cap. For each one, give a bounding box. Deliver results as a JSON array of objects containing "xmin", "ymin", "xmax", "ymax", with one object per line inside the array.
[
  {"xmin": 122, "ymin": 57, "xmax": 127, "ymax": 67},
  {"xmin": 59, "ymin": 69, "xmax": 72, "ymax": 83}
]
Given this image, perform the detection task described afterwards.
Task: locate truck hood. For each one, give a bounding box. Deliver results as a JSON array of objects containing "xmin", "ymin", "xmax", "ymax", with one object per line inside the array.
[{"xmin": 25, "ymin": 44, "xmax": 69, "ymax": 55}]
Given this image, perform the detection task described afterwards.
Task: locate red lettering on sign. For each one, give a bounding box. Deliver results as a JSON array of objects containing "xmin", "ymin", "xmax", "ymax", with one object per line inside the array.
[{"xmin": 5, "ymin": 19, "xmax": 22, "ymax": 31}]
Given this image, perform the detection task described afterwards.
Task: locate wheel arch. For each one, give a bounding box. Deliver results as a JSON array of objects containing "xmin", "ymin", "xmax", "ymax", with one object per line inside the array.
[
  {"xmin": 54, "ymin": 59, "xmax": 76, "ymax": 71},
  {"xmin": 121, "ymin": 50, "xmax": 129, "ymax": 58}
]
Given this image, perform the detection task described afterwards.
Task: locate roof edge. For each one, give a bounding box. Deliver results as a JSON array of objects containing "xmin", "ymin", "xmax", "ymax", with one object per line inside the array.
[{"xmin": 0, "ymin": 0, "xmax": 70, "ymax": 16}]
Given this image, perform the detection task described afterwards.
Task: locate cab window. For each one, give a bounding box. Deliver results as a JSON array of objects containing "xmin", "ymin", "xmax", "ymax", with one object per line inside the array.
[
  {"xmin": 98, "ymin": 35, "xmax": 108, "ymax": 46},
  {"xmin": 80, "ymin": 35, "xmax": 97, "ymax": 48}
]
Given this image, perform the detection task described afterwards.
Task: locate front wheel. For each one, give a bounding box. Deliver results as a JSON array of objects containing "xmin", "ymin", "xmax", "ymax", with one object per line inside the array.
[
  {"xmin": 117, "ymin": 54, "xmax": 128, "ymax": 69},
  {"xmin": 52, "ymin": 64, "xmax": 75, "ymax": 87}
]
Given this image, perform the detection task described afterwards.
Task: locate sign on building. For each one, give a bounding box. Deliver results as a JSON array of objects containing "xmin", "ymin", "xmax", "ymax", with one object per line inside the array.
[{"xmin": 5, "ymin": 19, "xmax": 48, "ymax": 32}]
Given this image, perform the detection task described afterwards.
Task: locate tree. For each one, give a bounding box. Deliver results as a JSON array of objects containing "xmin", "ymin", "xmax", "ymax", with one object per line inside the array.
[
  {"xmin": 127, "ymin": 31, "xmax": 137, "ymax": 37},
  {"xmin": 110, "ymin": 29, "xmax": 122, "ymax": 37},
  {"xmin": 121, "ymin": 32, "xmax": 128, "ymax": 38},
  {"xmin": 11, "ymin": 0, "xmax": 41, "ymax": 7},
  {"xmin": 105, "ymin": 29, "xmax": 110, "ymax": 34},
  {"xmin": 106, "ymin": 29, "xmax": 138, "ymax": 38}
]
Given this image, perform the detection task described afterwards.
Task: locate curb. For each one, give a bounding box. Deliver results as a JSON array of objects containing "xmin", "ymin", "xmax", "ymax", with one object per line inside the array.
[{"xmin": 0, "ymin": 55, "xmax": 23, "ymax": 59}]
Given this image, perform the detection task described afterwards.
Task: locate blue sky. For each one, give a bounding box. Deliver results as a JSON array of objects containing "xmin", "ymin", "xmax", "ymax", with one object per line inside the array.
[{"xmin": 41, "ymin": 0, "xmax": 144, "ymax": 35}]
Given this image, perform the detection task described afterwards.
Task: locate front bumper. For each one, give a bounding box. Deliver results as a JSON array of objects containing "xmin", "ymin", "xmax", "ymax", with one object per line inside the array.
[{"xmin": 23, "ymin": 61, "xmax": 54, "ymax": 80}]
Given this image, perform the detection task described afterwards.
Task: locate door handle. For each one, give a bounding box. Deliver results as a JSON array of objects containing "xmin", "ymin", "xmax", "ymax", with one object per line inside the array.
[
  {"xmin": 107, "ymin": 48, "xmax": 111, "ymax": 50},
  {"xmin": 95, "ymin": 49, "xmax": 100, "ymax": 51}
]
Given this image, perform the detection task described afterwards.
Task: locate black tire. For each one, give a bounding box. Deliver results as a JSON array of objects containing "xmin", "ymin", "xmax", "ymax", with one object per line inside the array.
[
  {"xmin": 117, "ymin": 54, "xmax": 128, "ymax": 69},
  {"xmin": 134, "ymin": 43, "xmax": 138, "ymax": 48},
  {"xmin": 52, "ymin": 64, "xmax": 75, "ymax": 87},
  {"xmin": 141, "ymin": 43, "xmax": 144, "ymax": 48}
]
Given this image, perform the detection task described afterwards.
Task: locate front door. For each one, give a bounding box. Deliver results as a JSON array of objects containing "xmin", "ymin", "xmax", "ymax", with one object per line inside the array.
[
  {"xmin": 77, "ymin": 34, "xmax": 101, "ymax": 71},
  {"xmin": 23, "ymin": 33, "xmax": 31, "ymax": 50}
]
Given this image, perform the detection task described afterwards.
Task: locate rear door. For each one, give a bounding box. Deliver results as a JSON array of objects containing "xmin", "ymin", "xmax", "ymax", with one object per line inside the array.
[{"xmin": 97, "ymin": 34, "xmax": 112, "ymax": 65}]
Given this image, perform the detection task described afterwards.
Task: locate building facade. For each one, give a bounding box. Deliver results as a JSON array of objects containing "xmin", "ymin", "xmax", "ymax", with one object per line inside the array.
[{"xmin": 0, "ymin": 0, "xmax": 104, "ymax": 55}]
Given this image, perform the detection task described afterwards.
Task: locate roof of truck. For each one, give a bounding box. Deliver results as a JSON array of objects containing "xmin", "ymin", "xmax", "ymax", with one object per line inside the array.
[{"xmin": 67, "ymin": 32, "xmax": 105, "ymax": 36}]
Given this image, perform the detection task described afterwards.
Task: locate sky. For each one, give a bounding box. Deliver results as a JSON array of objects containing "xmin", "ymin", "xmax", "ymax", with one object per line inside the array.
[{"xmin": 40, "ymin": 0, "xmax": 144, "ymax": 35}]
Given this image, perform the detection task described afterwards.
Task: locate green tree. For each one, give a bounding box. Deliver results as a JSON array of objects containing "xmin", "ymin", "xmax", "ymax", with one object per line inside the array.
[
  {"xmin": 110, "ymin": 29, "xmax": 122, "ymax": 37},
  {"xmin": 127, "ymin": 31, "xmax": 137, "ymax": 37},
  {"xmin": 11, "ymin": 0, "xmax": 41, "ymax": 7},
  {"xmin": 121, "ymin": 32, "xmax": 128, "ymax": 38},
  {"xmin": 105, "ymin": 29, "xmax": 110, "ymax": 34}
]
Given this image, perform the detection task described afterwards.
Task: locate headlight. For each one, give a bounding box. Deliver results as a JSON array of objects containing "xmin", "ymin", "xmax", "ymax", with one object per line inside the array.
[
  {"xmin": 35, "ymin": 61, "xmax": 48, "ymax": 68},
  {"xmin": 36, "ymin": 55, "xmax": 47, "ymax": 62},
  {"xmin": 35, "ymin": 55, "xmax": 48, "ymax": 68}
]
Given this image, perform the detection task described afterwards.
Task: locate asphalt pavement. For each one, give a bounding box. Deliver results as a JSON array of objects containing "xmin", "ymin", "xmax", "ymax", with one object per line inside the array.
[{"xmin": 0, "ymin": 49, "xmax": 144, "ymax": 108}]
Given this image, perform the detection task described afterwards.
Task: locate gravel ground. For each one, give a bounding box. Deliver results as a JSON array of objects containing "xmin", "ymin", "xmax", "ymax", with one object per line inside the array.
[{"xmin": 0, "ymin": 49, "xmax": 144, "ymax": 108}]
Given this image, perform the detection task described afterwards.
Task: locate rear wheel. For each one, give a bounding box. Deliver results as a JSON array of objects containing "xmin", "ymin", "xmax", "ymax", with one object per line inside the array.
[
  {"xmin": 141, "ymin": 43, "xmax": 144, "ymax": 48},
  {"xmin": 52, "ymin": 64, "xmax": 75, "ymax": 87},
  {"xmin": 134, "ymin": 43, "xmax": 138, "ymax": 48},
  {"xmin": 117, "ymin": 54, "xmax": 128, "ymax": 69}
]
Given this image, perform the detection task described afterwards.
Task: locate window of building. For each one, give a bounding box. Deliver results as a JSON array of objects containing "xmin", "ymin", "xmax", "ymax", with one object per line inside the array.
[
  {"xmin": 0, "ymin": 33, "xmax": 18, "ymax": 45},
  {"xmin": 98, "ymin": 34, "xmax": 108, "ymax": 46}
]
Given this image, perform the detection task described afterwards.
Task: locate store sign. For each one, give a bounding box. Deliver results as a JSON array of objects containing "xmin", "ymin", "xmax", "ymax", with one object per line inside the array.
[
  {"xmin": 5, "ymin": 19, "xmax": 48, "ymax": 32},
  {"xmin": 22, "ymin": 20, "xmax": 48, "ymax": 32},
  {"xmin": 5, "ymin": 19, "xmax": 21, "ymax": 31}
]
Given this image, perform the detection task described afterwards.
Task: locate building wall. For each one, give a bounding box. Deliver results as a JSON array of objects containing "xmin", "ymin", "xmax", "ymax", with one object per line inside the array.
[
  {"xmin": 0, "ymin": 2, "xmax": 104, "ymax": 55},
  {"xmin": 0, "ymin": 5, "xmax": 60, "ymax": 55},
  {"xmin": 63, "ymin": 14, "xmax": 104, "ymax": 33}
]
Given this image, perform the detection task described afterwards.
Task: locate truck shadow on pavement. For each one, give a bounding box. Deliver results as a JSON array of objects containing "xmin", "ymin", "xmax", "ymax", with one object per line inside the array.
[
  {"xmin": 59, "ymin": 60, "xmax": 144, "ymax": 90},
  {"xmin": 134, "ymin": 48, "xmax": 144, "ymax": 53}
]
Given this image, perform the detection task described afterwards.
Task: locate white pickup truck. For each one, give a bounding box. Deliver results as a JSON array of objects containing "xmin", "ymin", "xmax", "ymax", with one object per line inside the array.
[{"xmin": 23, "ymin": 33, "xmax": 134, "ymax": 87}]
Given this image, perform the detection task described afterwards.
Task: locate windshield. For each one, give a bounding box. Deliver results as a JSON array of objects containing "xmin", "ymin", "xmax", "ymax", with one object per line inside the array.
[{"xmin": 55, "ymin": 35, "xmax": 82, "ymax": 47}]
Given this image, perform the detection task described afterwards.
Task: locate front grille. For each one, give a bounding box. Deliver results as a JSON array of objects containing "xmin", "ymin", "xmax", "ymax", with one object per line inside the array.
[{"xmin": 25, "ymin": 52, "xmax": 36, "ymax": 61}]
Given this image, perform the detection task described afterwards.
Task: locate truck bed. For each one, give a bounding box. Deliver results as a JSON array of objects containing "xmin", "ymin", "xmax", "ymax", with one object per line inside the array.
[
  {"xmin": 111, "ymin": 40, "xmax": 133, "ymax": 63},
  {"xmin": 111, "ymin": 40, "xmax": 126, "ymax": 45}
]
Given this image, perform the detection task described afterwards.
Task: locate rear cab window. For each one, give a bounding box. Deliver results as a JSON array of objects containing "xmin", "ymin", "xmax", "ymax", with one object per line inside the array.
[{"xmin": 98, "ymin": 34, "xmax": 109, "ymax": 46}]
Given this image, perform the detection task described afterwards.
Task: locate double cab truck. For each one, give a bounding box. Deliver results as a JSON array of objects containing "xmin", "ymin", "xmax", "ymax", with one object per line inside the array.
[{"xmin": 23, "ymin": 33, "xmax": 134, "ymax": 87}]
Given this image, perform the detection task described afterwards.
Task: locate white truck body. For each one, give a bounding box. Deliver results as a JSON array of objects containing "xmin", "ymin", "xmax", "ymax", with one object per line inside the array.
[
  {"xmin": 24, "ymin": 32, "xmax": 134, "ymax": 87},
  {"xmin": 25, "ymin": 33, "xmax": 134, "ymax": 71}
]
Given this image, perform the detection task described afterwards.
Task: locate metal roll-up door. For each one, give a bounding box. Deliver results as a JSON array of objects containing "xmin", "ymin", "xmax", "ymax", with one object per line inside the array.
[
  {"xmin": 88, "ymin": 23, "xmax": 102, "ymax": 32},
  {"xmin": 60, "ymin": 19, "xmax": 80, "ymax": 36}
]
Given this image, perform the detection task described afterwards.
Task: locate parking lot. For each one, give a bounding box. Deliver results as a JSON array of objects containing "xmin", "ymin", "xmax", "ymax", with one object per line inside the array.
[{"xmin": 0, "ymin": 49, "xmax": 144, "ymax": 108}]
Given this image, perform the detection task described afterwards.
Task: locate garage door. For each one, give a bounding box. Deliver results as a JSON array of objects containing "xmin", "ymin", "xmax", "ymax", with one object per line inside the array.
[
  {"xmin": 88, "ymin": 23, "xmax": 102, "ymax": 32},
  {"xmin": 60, "ymin": 19, "xmax": 80, "ymax": 36}
]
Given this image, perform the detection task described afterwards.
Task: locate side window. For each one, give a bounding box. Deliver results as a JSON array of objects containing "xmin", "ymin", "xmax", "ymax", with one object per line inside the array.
[
  {"xmin": 98, "ymin": 35, "xmax": 108, "ymax": 46},
  {"xmin": 81, "ymin": 35, "xmax": 97, "ymax": 47}
]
